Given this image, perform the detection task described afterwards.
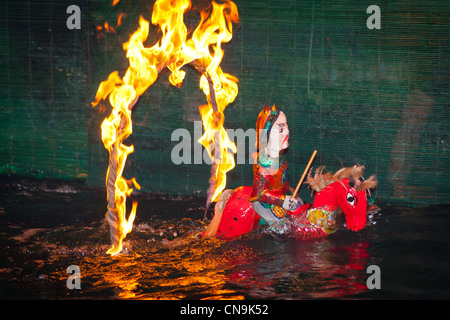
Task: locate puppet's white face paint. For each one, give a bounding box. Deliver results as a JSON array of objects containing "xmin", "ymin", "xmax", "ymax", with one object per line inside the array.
[{"xmin": 265, "ymin": 111, "xmax": 289, "ymax": 158}]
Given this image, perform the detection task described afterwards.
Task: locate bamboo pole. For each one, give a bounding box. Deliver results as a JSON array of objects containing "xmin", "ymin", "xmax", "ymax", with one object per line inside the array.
[{"xmin": 292, "ymin": 150, "xmax": 317, "ymax": 198}]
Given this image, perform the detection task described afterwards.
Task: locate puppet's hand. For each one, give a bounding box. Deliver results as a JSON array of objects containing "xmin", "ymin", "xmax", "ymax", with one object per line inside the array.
[{"xmin": 282, "ymin": 195, "xmax": 303, "ymax": 211}]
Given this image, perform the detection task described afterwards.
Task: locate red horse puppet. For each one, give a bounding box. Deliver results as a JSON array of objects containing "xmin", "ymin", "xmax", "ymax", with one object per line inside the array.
[{"xmin": 202, "ymin": 105, "xmax": 377, "ymax": 240}]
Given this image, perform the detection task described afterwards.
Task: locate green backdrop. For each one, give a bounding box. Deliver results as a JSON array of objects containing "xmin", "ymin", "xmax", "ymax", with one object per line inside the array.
[{"xmin": 1, "ymin": 0, "xmax": 449, "ymax": 206}]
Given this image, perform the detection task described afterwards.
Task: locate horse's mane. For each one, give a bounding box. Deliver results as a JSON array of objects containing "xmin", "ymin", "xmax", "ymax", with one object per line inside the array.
[{"xmin": 306, "ymin": 164, "xmax": 377, "ymax": 192}]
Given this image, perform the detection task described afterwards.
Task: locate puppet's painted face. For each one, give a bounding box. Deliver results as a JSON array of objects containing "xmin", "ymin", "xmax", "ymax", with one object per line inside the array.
[{"xmin": 265, "ymin": 111, "xmax": 289, "ymax": 158}]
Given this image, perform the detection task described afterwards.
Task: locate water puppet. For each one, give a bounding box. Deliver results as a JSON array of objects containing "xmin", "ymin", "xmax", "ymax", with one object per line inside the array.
[{"xmin": 203, "ymin": 105, "xmax": 377, "ymax": 239}]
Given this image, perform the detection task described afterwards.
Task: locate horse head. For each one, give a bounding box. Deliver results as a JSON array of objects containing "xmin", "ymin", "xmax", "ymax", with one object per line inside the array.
[{"xmin": 307, "ymin": 165, "xmax": 377, "ymax": 232}]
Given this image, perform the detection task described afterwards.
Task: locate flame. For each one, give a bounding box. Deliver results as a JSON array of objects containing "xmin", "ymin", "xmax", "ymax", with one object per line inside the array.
[
  {"xmin": 92, "ymin": 0, "xmax": 239, "ymax": 255},
  {"xmin": 104, "ymin": 22, "xmax": 116, "ymax": 33},
  {"xmin": 117, "ymin": 13, "xmax": 124, "ymax": 27},
  {"xmin": 193, "ymin": 1, "xmax": 239, "ymax": 204},
  {"xmin": 96, "ymin": 13, "xmax": 124, "ymax": 37}
]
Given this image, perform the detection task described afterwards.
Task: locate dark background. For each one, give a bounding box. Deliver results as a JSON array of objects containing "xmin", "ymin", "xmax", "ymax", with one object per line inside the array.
[{"xmin": 1, "ymin": 0, "xmax": 449, "ymax": 206}]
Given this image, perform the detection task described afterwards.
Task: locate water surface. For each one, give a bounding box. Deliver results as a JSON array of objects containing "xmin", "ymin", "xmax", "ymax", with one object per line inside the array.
[{"xmin": 1, "ymin": 178, "xmax": 449, "ymax": 299}]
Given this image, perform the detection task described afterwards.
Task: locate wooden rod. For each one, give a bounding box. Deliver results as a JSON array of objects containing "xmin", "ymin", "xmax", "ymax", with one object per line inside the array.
[{"xmin": 292, "ymin": 150, "xmax": 317, "ymax": 198}]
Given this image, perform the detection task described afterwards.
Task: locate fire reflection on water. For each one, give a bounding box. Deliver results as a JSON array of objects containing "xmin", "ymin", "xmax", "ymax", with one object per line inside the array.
[
  {"xmin": 45, "ymin": 221, "xmax": 371, "ymax": 300},
  {"xmin": 1, "ymin": 217, "xmax": 372, "ymax": 299},
  {"xmin": 0, "ymin": 185, "xmax": 374, "ymax": 300},
  {"xmin": 81, "ymin": 232, "xmax": 251, "ymax": 299},
  {"xmin": 2, "ymin": 183, "xmax": 450, "ymax": 299}
]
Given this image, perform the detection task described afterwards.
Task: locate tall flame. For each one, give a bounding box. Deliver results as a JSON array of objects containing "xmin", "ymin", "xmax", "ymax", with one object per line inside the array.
[{"xmin": 92, "ymin": 0, "xmax": 239, "ymax": 255}]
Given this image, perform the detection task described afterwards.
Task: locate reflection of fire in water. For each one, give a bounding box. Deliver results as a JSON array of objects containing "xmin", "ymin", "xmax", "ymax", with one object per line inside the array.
[{"xmin": 92, "ymin": 0, "xmax": 239, "ymax": 255}]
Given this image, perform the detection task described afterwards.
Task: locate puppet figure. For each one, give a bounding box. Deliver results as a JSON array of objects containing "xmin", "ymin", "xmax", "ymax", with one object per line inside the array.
[
  {"xmin": 249, "ymin": 105, "xmax": 305, "ymax": 223},
  {"xmin": 202, "ymin": 105, "xmax": 377, "ymax": 240}
]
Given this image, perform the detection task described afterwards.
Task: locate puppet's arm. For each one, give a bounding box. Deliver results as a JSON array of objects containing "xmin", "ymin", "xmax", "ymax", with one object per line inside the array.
[{"xmin": 249, "ymin": 170, "xmax": 301, "ymax": 210}]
